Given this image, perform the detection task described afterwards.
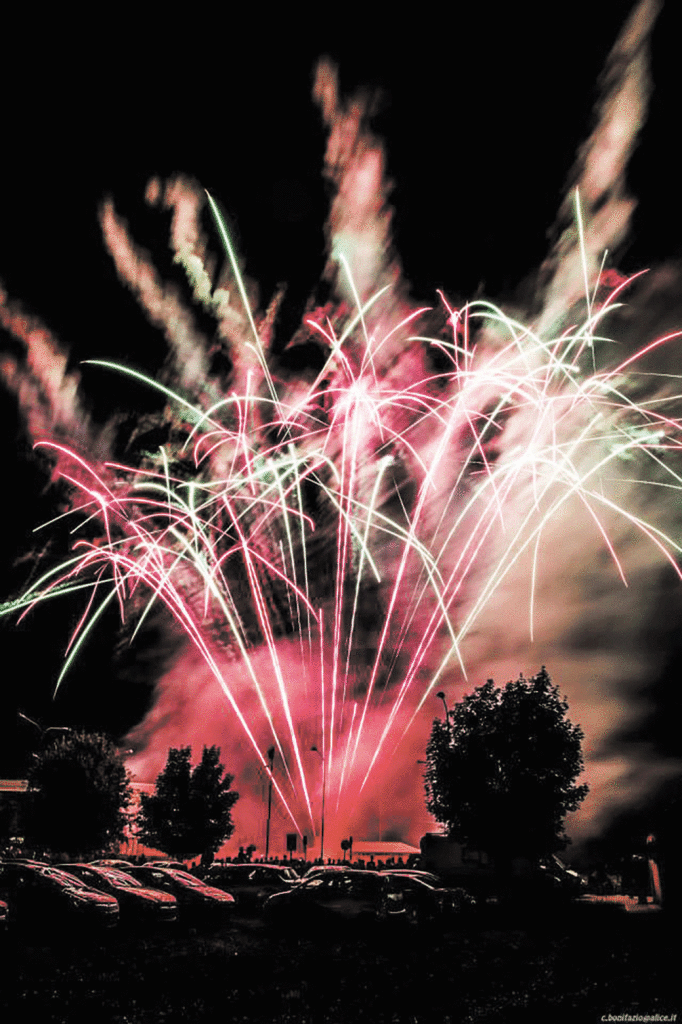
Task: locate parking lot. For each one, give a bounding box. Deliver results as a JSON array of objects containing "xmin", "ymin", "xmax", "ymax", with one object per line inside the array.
[{"xmin": 1, "ymin": 897, "xmax": 678, "ymax": 1024}]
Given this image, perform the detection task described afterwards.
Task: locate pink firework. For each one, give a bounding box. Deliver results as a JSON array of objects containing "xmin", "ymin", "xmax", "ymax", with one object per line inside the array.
[{"xmin": 2, "ymin": 1, "xmax": 681, "ymax": 851}]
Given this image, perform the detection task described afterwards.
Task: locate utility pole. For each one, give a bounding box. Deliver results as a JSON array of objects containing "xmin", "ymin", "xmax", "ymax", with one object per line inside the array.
[
  {"xmin": 265, "ymin": 747, "xmax": 275, "ymax": 860},
  {"xmin": 311, "ymin": 746, "xmax": 326, "ymax": 863}
]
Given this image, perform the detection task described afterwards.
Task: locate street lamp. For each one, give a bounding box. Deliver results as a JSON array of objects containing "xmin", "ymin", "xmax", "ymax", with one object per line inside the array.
[
  {"xmin": 311, "ymin": 746, "xmax": 326, "ymax": 863},
  {"xmin": 18, "ymin": 712, "xmax": 70, "ymax": 741},
  {"xmin": 436, "ymin": 691, "xmax": 449, "ymax": 725},
  {"xmin": 265, "ymin": 747, "xmax": 275, "ymax": 861}
]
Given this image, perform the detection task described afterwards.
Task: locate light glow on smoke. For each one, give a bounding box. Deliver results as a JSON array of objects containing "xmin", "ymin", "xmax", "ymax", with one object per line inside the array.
[{"xmin": 1, "ymin": 0, "xmax": 680, "ymax": 852}]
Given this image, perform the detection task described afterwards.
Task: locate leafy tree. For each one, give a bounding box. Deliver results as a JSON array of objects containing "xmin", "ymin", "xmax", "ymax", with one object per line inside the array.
[
  {"xmin": 24, "ymin": 731, "xmax": 133, "ymax": 859},
  {"xmin": 424, "ymin": 667, "xmax": 588, "ymax": 866},
  {"xmin": 137, "ymin": 745, "xmax": 239, "ymax": 866}
]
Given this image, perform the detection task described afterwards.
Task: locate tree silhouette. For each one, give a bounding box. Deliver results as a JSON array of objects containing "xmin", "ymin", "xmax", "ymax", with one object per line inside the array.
[
  {"xmin": 424, "ymin": 667, "xmax": 588, "ymax": 867},
  {"xmin": 137, "ymin": 745, "xmax": 239, "ymax": 865},
  {"xmin": 24, "ymin": 731, "xmax": 133, "ymax": 859}
]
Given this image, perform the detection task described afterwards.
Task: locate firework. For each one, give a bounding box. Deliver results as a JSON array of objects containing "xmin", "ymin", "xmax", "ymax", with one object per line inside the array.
[{"xmin": 1, "ymin": 1, "xmax": 680, "ymax": 848}]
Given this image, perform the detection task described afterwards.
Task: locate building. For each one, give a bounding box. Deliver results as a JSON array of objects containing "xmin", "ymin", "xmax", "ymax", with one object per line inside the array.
[
  {"xmin": 301, "ymin": 839, "xmax": 421, "ymax": 864},
  {"xmin": 346, "ymin": 841, "xmax": 421, "ymax": 864},
  {"xmin": 0, "ymin": 779, "xmax": 165, "ymax": 858},
  {"xmin": 0, "ymin": 779, "xmax": 28, "ymax": 847}
]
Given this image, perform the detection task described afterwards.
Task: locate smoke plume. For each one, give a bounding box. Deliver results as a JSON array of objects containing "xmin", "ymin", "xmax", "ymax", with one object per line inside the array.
[{"xmin": 2, "ymin": 0, "xmax": 680, "ymax": 857}]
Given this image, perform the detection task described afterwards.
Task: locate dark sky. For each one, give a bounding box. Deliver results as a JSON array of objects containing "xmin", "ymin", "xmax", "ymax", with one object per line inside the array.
[
  {"xmin": 4, "ymin": 5, "xmax": 681, "ymax": 339},
  {"xmin": 5, "ymin": 4, "xmax": 681, "ymax": 319},
  {"xmin": 2, "ymin": 0, "xmax": 682, "ymax": 818}
]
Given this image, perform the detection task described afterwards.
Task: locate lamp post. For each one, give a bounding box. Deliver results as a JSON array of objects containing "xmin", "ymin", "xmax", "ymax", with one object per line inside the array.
[
  {"xmin": 18, "ymin": 712, "xmax": 70, "ymax": 742},
  {"xmin": 311, "ymin": 746, "xmax": 326, "ymax": 863},
  {"xmin": 436, "ymin": 691, "xmax": 449, "ymax": 726},
  {"xmin": 265, "ymin": 746, "xmax": 275, "ymax": 861}
]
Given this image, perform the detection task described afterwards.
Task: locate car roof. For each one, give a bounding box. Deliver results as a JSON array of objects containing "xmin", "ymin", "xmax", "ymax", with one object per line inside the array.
[
  {"xmin": 210, "ymin": 863, "xmax": 292, "ymax": 872},
  {"xmin": 380, "ymin": 869, "xmax": 442, "ymax": 880},
  {"xmin": 304, "ymin": 869, "xmax": 383, "ymax": 883},
  {"xmin": 60, "ymin": 863, "xmax": 120, "ymax": 876}
]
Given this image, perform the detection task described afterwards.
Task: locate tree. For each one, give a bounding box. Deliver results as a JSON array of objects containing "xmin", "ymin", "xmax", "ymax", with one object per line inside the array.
[
  {"xmin": 424, "ymin": 667, "xmax": 588, "ymax": 867},
  {"xmin": 137, "ymin": 745, "xmax": 239, "ymax": 866},
  {"xmin": 23, "ymin": 731, "xmax": 133, "ymax": 859},
  {"xmin": 340, "ymin": 836, "xmax": 353, "ymax": 861}
]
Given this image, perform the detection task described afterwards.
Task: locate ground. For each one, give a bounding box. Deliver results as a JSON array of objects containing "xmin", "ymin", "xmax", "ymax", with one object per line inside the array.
[{"xmin": 1, "ymin": 904, "xmax": 679, "ymax": 1023}]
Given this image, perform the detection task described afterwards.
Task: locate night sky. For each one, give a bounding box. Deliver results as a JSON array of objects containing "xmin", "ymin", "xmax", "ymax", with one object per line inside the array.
[{"xmin": 2, "ymin": 2, "xmax": 681, "ymax": 856}]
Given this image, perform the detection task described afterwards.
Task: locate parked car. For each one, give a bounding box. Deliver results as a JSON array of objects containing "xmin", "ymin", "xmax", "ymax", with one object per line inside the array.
[
  {"xmin": 57, "ymin": 864, "xmax": 178, "ymax": 925},
  {"xmin": 201, "ymin": 863, "xmax": 300, "ymax": 909},
  {"xmin": 379, "ymin": 871, "xmax": 476, "ymax": 924},
  {"xmin": 263, "ymin": 868, "xmax": 420, "ymax": 927},
  {"xmin": 120, "ymin": 865, "xmax": 235, "ymax": 921},
  {"xmin": 0, "ymin": 862, "xmax": 119, "ymax": 930},
  {"xmin": 536, "ymin": 857, "xmax": 588, "ymax": 899}
]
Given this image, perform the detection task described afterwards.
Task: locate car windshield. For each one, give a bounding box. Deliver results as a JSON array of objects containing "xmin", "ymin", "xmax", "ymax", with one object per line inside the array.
[
  {"xmin": 343, "ymin": 874, "xmax": 382, "ymax": 893},
  {"xmin": 220, "ymin": 866, "xmax": 285, "ymax": 879},
  {"xmin": 252, "ymin": 868, "xmax": 288, "ymax": 883},
  {"xmin": 59, "ymin": 866, "xmax": 97, "ymax": 883},
  {"xmin": 302, "ymin": 877, "xmax": 326, "ymax": 890},
  {"xmin": 387, "ymin": 875, "xmax": 434, "ymax": 892},
  {"xmin": 40, "ymin": 868, "xmax": 89, "ymax": 888},
  {"xmin": 405, "ymin": 872, "xmax": 440, "ymax": 885},
  {"xmin": 98, "ymin": 869, "xmax": 142, "ymax": 888},
  {"xmin": 166, "ymin": 871, "xmax": 208, "ymax": 888},
  {"xmin": 304, "ymin": 873, "xmax": 380, "ymax": 893},
  {"xmin": 140, "ymin": 870, "xmax": 169, "ymax": 884}
]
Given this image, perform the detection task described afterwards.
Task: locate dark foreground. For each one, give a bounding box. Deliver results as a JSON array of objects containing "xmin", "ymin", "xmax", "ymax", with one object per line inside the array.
[{"xmin": 1, "ymin": 903, "xmax": 679, "ymax": 1024}]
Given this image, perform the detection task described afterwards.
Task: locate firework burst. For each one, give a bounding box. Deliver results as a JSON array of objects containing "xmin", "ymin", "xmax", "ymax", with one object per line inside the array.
[{"xmin": 1, "ymin": 1, "xmax": 680, "ymax": 847}]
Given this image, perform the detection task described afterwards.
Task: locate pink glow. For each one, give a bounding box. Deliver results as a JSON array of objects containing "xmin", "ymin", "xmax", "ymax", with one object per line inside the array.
[{"xmin": 2, "ymin": 2, "xmax": 681, "ymax": 856}]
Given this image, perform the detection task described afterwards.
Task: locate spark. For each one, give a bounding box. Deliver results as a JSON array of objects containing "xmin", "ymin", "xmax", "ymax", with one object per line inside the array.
[
  {"xmin": 4, "ymin": 249, "xmax": 682, "ymax": 836},
  {"xmin": 1, "ymin": 3, "xmax": 679, "ymax": 847}
]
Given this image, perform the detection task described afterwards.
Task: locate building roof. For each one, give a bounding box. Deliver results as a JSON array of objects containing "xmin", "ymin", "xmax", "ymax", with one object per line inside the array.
[
  {"xmin": 0, "ymin": 780, "xmax": 155, "ymax": 795},
  {"xmin": 0, "ymin": 780, "xmax": 28, "ymax": 793},
  {"xmin": 349, "ymin": 841, "xmax": 420, "ymax": 858}
]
